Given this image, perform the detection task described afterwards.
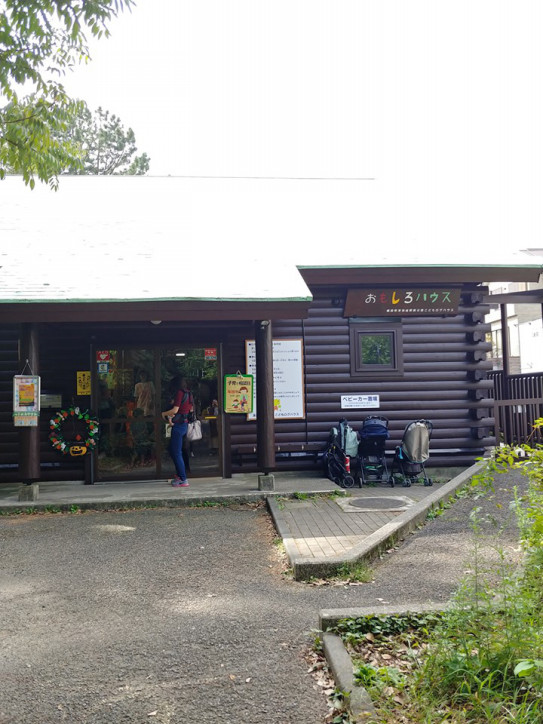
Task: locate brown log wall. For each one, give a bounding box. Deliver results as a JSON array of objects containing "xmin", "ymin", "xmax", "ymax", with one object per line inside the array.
[
  {"xmin": 0, "ymin": 324, "xmax": 92, "ymax": 481},
  {"xmin": 0, "ymin": 285, "xmax": 493, "ymax": 480},
  {"xmin": 227, "ymin": 286, "xmax": 494, "ymax": 470}
]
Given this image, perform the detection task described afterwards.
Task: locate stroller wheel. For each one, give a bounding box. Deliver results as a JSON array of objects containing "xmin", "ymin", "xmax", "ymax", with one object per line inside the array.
[
  {"xmin": 341, "ymin": 475, "xmax": 356, "ymax": 489},
  {"xmin": 402, "ymin": 480, "xmax": 411, "ymax": 487},
  {"xmin": 424, "ymin": 478, "xmax": 433, "ymax": 487}
]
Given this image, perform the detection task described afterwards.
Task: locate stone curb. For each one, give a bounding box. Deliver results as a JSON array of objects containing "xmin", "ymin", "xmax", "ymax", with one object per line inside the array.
[
  {"xmin": 0, "ymin": 489, "xmax": 334, "ymax": 514},
  {"xmin": 269, "ymin": 461, "xmax": 484, "ymax": 580},
  {"xmin": 320, "ymin": 603, "xmax": 447, "ymax": 723},
  {"xmin": 322, "ymin": 632, "xmax": 376, "ymax": 722}
]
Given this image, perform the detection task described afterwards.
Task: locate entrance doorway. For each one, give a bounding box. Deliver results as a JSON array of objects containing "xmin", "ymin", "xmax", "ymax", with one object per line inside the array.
[{"xmin": 93, "ymin": 345, "xmax": 220, "ymax": 481}]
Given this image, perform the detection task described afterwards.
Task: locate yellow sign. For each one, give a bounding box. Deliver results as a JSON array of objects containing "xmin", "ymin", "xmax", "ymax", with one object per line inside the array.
[
  {"xmin": 77, "ymin": 371, "xmax": 91, "ymax": 396},
  {"xmin": 223, "ymin": 374, "xmax": 253, "ymax": 414}
]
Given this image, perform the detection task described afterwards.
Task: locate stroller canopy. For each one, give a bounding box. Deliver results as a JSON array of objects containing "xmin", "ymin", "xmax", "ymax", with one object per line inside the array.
[
  {"xmin": 359, "ymin": 416, "xmax": 389, "ymax": 443},
  {"xmin": 401, "ymin": 420, "xmax": 432, "ymax": 463}
]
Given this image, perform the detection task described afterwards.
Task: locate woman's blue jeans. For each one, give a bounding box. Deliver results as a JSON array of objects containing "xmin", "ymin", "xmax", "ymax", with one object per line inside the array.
[{"xmin": 169, "ymin": 423, "xmax": 188, "ymax": 480}]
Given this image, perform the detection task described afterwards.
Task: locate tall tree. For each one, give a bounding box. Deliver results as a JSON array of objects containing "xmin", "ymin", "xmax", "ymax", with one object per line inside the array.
[
  {"xmin": 0, "ymin": 0, "xmax": 134, "ymax": 189},
  {"xmin": 64, "ymin": 106, "xmax": 150, "ymax": 175}
]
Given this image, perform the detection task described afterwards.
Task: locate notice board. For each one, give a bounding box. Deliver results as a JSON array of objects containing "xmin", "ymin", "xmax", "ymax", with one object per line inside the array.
[{"xmin": 245, "ymin": 339, "xmax": 305, "ymax": 420}]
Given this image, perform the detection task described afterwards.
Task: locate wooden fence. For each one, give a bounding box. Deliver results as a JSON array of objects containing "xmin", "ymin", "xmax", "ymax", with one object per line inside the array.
[{"xmin": 489, "ymin": 370, "xmax": 543, "ymax": 445}]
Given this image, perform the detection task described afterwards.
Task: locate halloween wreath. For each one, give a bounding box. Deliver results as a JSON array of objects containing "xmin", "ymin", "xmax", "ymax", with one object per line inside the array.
[{"xmin": 49, "ymin": 406, "xmax": 100, "ymax": 457}]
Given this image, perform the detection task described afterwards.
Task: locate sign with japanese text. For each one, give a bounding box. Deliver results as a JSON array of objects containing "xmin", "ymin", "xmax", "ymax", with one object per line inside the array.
[
  {"xmin": 13, "ymin": 375, "xmax": 40, "ymax": 427},
  {"xmin": 341, "ymin": 394, "xmax": 380, "ymax": 409},
  {"xmin": 96, "ymin": 350, "xmax": 110, "ymax": 363},
  {"xmin": 223, "ymin": 374, "xmax": 254, "ymax": 414},
  {"xmin": 245, "ymin": 339, "xmax": 305, "ymax": 420},
  {"xmin": 205, "ymin": 348, "xmax": 217, "ymax": 360},
  {"xmin": 344, "ymin": 288, "xmax": 461, "ymax": 316},
  {"xmin": 77, "ymin": 371, "xmax": 91, "ymax": 396}
]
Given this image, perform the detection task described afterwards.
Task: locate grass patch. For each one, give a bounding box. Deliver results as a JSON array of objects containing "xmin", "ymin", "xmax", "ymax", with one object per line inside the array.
[{"xmin": 309, "ymin": 560, "xmax": 374, "ymax": 586}]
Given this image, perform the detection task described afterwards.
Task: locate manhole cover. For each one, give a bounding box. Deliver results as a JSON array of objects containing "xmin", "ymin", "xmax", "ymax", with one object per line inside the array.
[
  {"xmin": 334, "ymin": 495, "xmax": 415, "ymax": 513},
  {"xmin": 350, "ymin": 497, "xmax": 405, "ymax": 510}
]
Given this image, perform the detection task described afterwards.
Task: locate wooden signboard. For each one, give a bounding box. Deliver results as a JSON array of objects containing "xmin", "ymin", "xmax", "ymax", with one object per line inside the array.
[{"xmin": 344, "ymin": 288, "xmax": 461, "ymax": 316}]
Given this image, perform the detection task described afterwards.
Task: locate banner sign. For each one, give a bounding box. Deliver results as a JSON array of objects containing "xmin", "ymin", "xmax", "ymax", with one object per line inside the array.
[
  {"xmin": 245, "ymin": 339, "xmax": 305, "ymax": 420},
  {"xmin": 341, "ymin": 394, "xmax": 380, "ymax": 409},
  {"xmin": 13, "ymin": 375, "xmax": 40, "ymax": 427},
  {"xmin": 344, "ymin": 288, "xmax": 461, "ymax": 316},
  {"xmin": 223, "ymin": 374, "xmax": 254, "ymax": 414}
]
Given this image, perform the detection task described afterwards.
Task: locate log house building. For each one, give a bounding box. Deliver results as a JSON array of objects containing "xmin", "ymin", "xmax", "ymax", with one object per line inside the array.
[{"xmin": 1, "ymin": 177, "xmax": 541, "ymax": 484}]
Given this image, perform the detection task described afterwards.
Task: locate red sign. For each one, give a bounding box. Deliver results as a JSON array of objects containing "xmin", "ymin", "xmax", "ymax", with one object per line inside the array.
[
  {"xmin": 205, "ymin": 348, "xmax": 217, "ymax": 360},
  {"xmin": 96, "ymin": 350, "xmax": 110, "ymax": 362}
]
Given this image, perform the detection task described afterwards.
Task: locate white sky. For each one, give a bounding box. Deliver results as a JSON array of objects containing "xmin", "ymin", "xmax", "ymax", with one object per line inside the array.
[{"xmin": 56, "ymin": 2, "xmax": 543, "ymax": 260}]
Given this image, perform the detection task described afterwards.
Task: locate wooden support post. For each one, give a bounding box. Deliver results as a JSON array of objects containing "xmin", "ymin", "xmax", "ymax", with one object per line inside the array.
[
  {"xmin": 500, "ymin": 303, "xmax": 510, "ymax": 378},
  {"xmin": 19, "ymin": 323, "xmax": 40, "ymax": 483},
  {"xmin": 255, "ymin": 320, "xmax": 275, "ymax": 474},
  {"xmin": 499, "ymin": 303, "xmax": 512, "ymax": 443}
]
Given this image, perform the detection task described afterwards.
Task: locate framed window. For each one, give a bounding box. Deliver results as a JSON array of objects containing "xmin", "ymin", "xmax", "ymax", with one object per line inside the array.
[{"xmin": 349, "ymin": 322, "xmax": 404, "ymax": 377}]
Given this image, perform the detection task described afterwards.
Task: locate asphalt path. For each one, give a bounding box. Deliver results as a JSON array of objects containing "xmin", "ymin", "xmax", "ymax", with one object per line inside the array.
[
  {"xmin": 0, "ymin": 469, "xmax": 524, "ymax": 724},
  {"xmin": 1, "ymin": 503, "xmax": 365, "ymax": 724}
]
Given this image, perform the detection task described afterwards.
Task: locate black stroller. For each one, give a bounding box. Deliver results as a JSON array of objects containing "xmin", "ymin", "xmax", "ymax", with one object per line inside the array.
[
  {"xmin": 358, "ymin": 416, "xmax": 390, "ymax": 486},
  {"xmin": 389, "ymin": 419, "xmax": 433, "ymax": 487},
  {"xmin": 322, "ymin": 419, "xmax": 358, "ymax": 489}
]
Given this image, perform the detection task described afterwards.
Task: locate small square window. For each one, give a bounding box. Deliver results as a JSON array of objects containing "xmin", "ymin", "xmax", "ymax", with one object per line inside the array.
[{"xmin": 350, "ymin": 323, "xmax": 403, "ymax": 377}]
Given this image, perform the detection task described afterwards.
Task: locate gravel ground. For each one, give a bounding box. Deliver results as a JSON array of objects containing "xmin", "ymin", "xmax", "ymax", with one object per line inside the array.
[
  {"xmin": 0, "ymin": 469, "xmax": 526, "ymax": 724},
  {"xmin": 0, "ymin": 503, "xmax": 370, "ymax": 724},
  {"xmin": 363, "ymin": 467, "xmax": 526, "ymax": 608}
]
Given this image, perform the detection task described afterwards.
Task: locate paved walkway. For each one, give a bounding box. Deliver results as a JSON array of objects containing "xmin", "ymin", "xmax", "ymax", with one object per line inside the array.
[{"xmin": 0, "ymin": 465, "xmax": 481, "ymax": 580}]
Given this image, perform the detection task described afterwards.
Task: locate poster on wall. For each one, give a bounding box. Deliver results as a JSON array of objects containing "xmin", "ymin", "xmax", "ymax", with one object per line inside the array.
[
  {"xmin": 245, "ymin": 339, "xmax": 305, "ymax": 420},
  {"xmin": 77, "ymin": 371, "xmax": 91, "ymax": 396},
  {"xmin": 13, "ymin": 374, "xmax": 41, "ymax": 427},
  {"xmin": 223, "ymin": 374, "xmax": 254, "ymax": 414}
]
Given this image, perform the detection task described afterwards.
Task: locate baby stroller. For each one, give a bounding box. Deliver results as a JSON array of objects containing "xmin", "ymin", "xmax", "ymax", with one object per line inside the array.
[
  {"xmin": 358, "ymin": 416, "xmax": 390, "ymax": 486},
  {"xmin": 389, "ymin": 420, "xmax": 433, "ymax": 487},
  {"xmin": 322, "ymin": 419, "xmax": 358, "ymax": 489}
]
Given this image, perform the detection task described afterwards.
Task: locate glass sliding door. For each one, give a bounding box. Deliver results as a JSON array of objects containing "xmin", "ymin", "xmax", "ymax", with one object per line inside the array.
[
  {"xmin": 95, "ymin": 348, "xmax": 157, "ymax": 479},
  {"xmin": 93, "ymin": 345, "xmax": 220, "ymax": 481},
  {"xmin": 160, "ymin": 347, "xmax": 220, "ymax": 480}
]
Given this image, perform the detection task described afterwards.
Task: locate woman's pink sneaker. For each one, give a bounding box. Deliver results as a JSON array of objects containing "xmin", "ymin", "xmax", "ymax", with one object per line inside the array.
[{"xmin": 171, "ymin": 478, "xmax": 189, "ymax": 487}]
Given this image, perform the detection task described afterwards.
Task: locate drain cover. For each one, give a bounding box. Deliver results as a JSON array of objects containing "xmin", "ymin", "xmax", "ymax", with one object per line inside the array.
[
  {"xmin": 350, "ymin": 497, "xmax": 405, "ymax": 510},
  {"xmin": 334, "ymin": 494, "xmax": 414, "ymax": 513}
]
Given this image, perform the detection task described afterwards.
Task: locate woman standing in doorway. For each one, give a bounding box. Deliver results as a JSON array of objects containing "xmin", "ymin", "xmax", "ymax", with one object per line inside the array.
[{"xmin": 162, "ymin": 376, "xmax": 194, "ymax": 487}]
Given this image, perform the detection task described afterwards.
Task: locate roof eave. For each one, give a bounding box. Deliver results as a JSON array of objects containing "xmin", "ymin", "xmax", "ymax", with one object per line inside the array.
[
  {"xmin": 298, "ymin": 265, "xmax": 543, "ymax": 285},
  {"xmin": 0, "ymin": 298, "xmax": 313, "ymax": 323}
]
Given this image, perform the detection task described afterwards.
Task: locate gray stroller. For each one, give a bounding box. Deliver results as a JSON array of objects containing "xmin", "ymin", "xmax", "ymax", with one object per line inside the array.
[{"xmin": 389, "ymin": 420, "xmax": 433, "ymax": 487}]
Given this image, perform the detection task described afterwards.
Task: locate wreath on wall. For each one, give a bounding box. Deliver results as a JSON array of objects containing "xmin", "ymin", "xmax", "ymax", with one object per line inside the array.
[{"xmin": 49, "ymin": 407, "xmax": 100, "ymax": 457}]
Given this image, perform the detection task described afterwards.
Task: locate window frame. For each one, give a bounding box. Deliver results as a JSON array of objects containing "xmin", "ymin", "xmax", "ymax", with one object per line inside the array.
[{"xmin": 349, "ymin": 320, "xmax": 404, "ymax": 378}]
